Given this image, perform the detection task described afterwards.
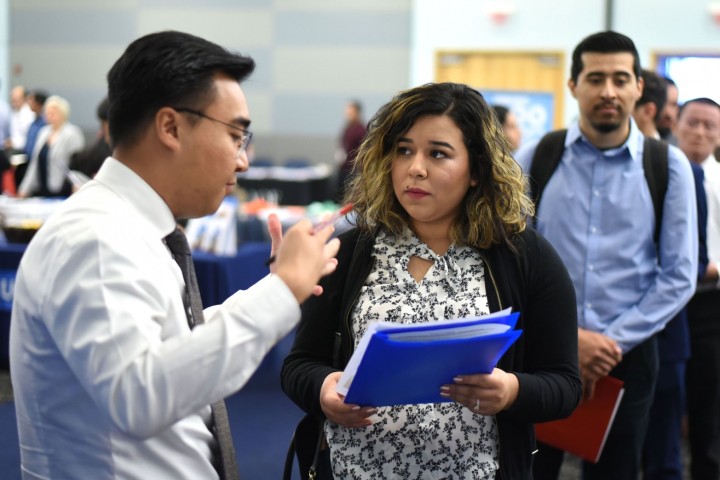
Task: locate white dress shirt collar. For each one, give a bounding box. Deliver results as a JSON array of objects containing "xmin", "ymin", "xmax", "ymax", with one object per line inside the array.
[{"xmin": 92, "ymin": 156, "xmax": 177, "ymax": 239}]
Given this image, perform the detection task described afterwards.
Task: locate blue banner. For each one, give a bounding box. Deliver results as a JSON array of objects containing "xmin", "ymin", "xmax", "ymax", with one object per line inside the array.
[
  {"xmin": 479, "ymin": 90, "xmax": 555, "ymax": 148},
  {"xmin": 0, "ymin": 270, "xmax": 16, "ymax": 311}
]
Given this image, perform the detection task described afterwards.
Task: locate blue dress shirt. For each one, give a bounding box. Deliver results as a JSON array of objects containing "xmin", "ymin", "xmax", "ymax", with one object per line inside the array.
[
  {"xmin": 23, "ymin": 116, "xmax": 46, "ymax": 157},
  {"xmin": 516, "ymin": 120, "xmax": 697, "ymax": 353}
]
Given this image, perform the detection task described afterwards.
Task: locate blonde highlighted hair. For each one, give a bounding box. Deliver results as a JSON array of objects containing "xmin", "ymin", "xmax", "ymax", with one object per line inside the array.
[{"xmin": 344, "ymin": 82, "xmax": 534, "ymax": 250}]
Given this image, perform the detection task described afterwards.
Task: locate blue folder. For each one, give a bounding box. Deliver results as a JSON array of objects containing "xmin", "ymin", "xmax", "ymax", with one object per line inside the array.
[{"xmin": 343, "ymin": 312, "xmax": 522, "ymax": 407}]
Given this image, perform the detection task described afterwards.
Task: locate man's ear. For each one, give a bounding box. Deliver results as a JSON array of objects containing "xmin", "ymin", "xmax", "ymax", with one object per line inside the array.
[
  {"xmin": 568, "ymin": 78, "xmax": 577, "ymax": 99},
  {"xmin": 155, "ymin": 107, "xmax": 181, "ymax": 152},
  {"xmin": 639, "ymin": 102, "xmax": 658, "ymax": 123},
  {"xmin": 635, "ymin": 76, "xmax": 645, "ymax": 103},
  {"xmin": 646, "ymin": 102, "xmax": 657, "ymax": 122}
]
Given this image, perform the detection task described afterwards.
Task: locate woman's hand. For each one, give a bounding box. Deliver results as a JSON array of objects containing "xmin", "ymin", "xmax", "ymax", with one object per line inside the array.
[
  {"xmin": 440, "ymin": 368, "xmax": 519, "ymax": 415},
  {"xmin": 319, "ymin": 372, "xmax": 376, "ymax": 428}
]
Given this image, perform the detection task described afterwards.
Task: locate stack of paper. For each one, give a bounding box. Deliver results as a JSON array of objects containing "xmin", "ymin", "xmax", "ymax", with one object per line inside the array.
[{"xmin": 337, "ymin": 309, "xmax": 522, "ymax": 407}]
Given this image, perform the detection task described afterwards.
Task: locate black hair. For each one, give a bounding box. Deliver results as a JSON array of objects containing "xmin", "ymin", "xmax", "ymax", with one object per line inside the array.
[
  {"xmin": 679, "ymin": 97, "xmax": 720, "ymax": 117},
  {"xmin": 637, "ymin": 70, "xmax": 667, "ymax": 123},
  {"xmin": 662, "ymin": 75, "xmax": 677, "ymax": 87},
  {"xmin": 28, "ymin": 89, "xmax": 49, "ymax": 106},
  {"xmin": 492, "ymin": 105, "xmax": 510, "ymax": 125},
  {"xmin": 571, "ymin": 31, "xmax": 641, "ymax": 83},
  {"xmin": 106, "ymin": 30, "xmax": 255, "ymax": 148},
  {"xmin": 96, "ymin": 97, "xmax": 109, "ymax": 122},
  {"xmin": 348, "ymin": 99, "xmax": 363, "ymax": 114}
]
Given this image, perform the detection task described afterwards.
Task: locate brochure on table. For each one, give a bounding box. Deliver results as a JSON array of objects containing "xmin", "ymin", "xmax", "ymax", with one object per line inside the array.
[{"xmin": 185, "ymin": 196, "xmax": 238, "ymax": 256}]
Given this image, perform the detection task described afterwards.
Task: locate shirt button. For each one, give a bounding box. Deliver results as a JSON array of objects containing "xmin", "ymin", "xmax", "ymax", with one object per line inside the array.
[
  {"xmin": 586, "ymin": 302, "xmax": 593, "ymax": 309},
  {"xmin": 590, "ymin": 226, "xmax": 597, "ymax": 234},
  {"xmin": 593, "ymin": 190, "xmax": 600, "ymax": 197},
  {"xmin": 588, "ymin": 264, "xmax": 594, "ymax": 271}
]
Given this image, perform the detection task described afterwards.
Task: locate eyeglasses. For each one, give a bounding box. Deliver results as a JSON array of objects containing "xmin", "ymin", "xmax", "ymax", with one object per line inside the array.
[{"xmin": 173, "ymin": 107, "xmax": 253, "ymax": 156}]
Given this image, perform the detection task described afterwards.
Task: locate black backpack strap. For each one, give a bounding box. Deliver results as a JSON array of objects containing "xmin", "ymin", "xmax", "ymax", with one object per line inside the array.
[
  {"xmin": 642, "ymin": 137, "xmax": 669, "ymax": 247},
  {"xmin": 529, "ymin": 131, "xmax": 668, "ymax": 250},
  {"xmin": 529, "ymin": 129, "xmax": 568, "ymax": 218}
]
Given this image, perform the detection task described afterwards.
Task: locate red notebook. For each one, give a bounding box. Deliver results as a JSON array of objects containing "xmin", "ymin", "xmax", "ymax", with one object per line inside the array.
[{"xmin": 535, "ymin": 376, "xmax": 624, "ymax": 463}]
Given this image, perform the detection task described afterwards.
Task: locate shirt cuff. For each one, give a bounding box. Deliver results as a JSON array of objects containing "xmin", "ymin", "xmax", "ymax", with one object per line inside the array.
[{"xmin": 223, "ymin": 273, "xmax": 301, "ymax": 344}]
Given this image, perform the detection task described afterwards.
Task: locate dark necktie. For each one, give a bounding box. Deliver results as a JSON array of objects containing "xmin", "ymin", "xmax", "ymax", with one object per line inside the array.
[{"xmin": 165, "ymin": 227, "xmax": 239, "ymax": 480}]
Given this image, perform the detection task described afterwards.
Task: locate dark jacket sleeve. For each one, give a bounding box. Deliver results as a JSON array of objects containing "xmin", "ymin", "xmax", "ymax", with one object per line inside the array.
[
  {"xmin": 280, "ymin": 229, "xmax": 359, "ymax": 419},
  {"xmin": 499, "ymin": 228, "xmax": 582, "ymax": 423}
]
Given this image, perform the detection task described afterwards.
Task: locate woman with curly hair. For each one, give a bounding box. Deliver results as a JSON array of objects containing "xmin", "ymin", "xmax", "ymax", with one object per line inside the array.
[{"xmin": 281, "ymin": 82, "xmax": 581, "ymax": 479}]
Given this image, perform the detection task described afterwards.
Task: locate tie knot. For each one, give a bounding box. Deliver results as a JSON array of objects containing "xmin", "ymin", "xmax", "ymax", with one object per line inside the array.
[{"xmin": 165, "ymin": 227, "xmax": 191, "ymax": 256}]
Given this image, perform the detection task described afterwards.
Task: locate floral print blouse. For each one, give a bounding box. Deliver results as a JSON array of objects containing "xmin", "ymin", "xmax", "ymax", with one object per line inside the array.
[{"xmin": 325, "ymin": 229, "xmax": 499, "ymax": 479}]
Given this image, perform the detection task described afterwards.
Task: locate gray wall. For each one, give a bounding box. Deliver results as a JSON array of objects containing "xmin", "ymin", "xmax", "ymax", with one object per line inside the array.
[
  {"xmin": 8, "ymin": 0, "xmax": 412, "ymax": 166},
  {"xmin": 0, "ymin": 0, "xmax": 8, "ymax": 102},
  {"xmin": 411, "ymin": 0, "xmax": 720, "ymax": 127},
  {"xmin": 12, "ymin": 0, "xmax": 719, "ymax": 165}
]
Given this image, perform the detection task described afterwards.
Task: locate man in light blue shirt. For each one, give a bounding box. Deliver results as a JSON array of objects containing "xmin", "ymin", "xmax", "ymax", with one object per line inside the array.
[{"xmin": 515, "ymin": 31, "xmax": 697, "ymax": 480}]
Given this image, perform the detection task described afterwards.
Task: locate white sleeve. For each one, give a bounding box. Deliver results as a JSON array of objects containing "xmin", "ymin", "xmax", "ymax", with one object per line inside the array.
[{"xmin": 38, "ymin": 232, "xmax": 299, "ymax": 438}]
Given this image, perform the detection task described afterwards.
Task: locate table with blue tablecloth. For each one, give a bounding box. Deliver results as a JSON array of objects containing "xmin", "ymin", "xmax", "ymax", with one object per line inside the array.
[
  {"xmin": 191, "ymin": 242, "xmax": 271, "ymax": 305},
  {"xmin": 0, "ymin": 242, "xmax": 272, "ymax": 368}
]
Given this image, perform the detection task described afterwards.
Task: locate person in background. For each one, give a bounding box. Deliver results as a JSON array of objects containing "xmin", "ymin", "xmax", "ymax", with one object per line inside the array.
[
  {"xmin": 5, "ymin": 85, "xmax": 35, "ymax": 154},
  {"xmin": 0, "ymin": 82, "xmax": 12, "ymax": 181},
  {"xmin": 14, "ymin": 89, "xmax": 49, "ymax": 189},
  {"xmin": 17, "ymin": 94, "xmax": 84, "ymax": 197},
  {"xmin": 10, "ymin": 30, "xmax": 340, "ymax": 479},
  {"xmin": 23, "ymin": 89, "xmax": 49, "ymax": 159},
  {"xmin": 658, "ymin": 76, "xmax": 680, "ymax": 144},
  {"xmin": 492, "ymin": 104, "xmax": 522, "ymax": 152},
  {"xmin": 516, "ymin": 31, "xmax": 697, "ymax": 480},
  {"xmin": 282, "ymin": 82, "xmax": 581, "ymax": 479},
  {"xmin": 335, "ymin": 99, "xmax": 366, "ymax": 201},
  {"xmin": 632, "ymin": 70, "xmax": 666, "ymax": 139},
  {"xmin": 69, "ymin": 96, "xmax": 112, "ymax": 179},
  {"xmin": 676, "ymin": 97, "xmax": 720, "ymax": 480},
  {"xmin": 636, "ymin": 73, "xmax": 709, "ymax": 480}
]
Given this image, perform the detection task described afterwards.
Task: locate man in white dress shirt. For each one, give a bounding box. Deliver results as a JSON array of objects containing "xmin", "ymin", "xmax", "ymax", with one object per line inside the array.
[
  {"xmin": 5, "ymin": 85, "xmax": 35, "ymax": 153},
  {"xmin": 9, "ymin": 30, "xmax": 340, "ymax": 479},
  {"xmin": 676, "ymin": 96, "xmax": 720, "ymax": 480}
]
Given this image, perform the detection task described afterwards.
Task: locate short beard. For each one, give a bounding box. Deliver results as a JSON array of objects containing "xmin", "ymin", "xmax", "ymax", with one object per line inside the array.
[{"xmin": 590, "ymin": 121, "xmax": 622, "ymax": 134}]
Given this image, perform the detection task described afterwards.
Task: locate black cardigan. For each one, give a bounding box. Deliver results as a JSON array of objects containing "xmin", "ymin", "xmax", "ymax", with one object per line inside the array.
[{"xmin": 281, "ymin": 227, "xmax": 581, "ymax": 479}]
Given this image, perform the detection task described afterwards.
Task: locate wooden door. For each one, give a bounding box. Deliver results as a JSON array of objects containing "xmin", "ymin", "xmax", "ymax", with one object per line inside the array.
[{"xmin": 436, "ymin": 51, "xmax": 566, "ymax": 136}]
